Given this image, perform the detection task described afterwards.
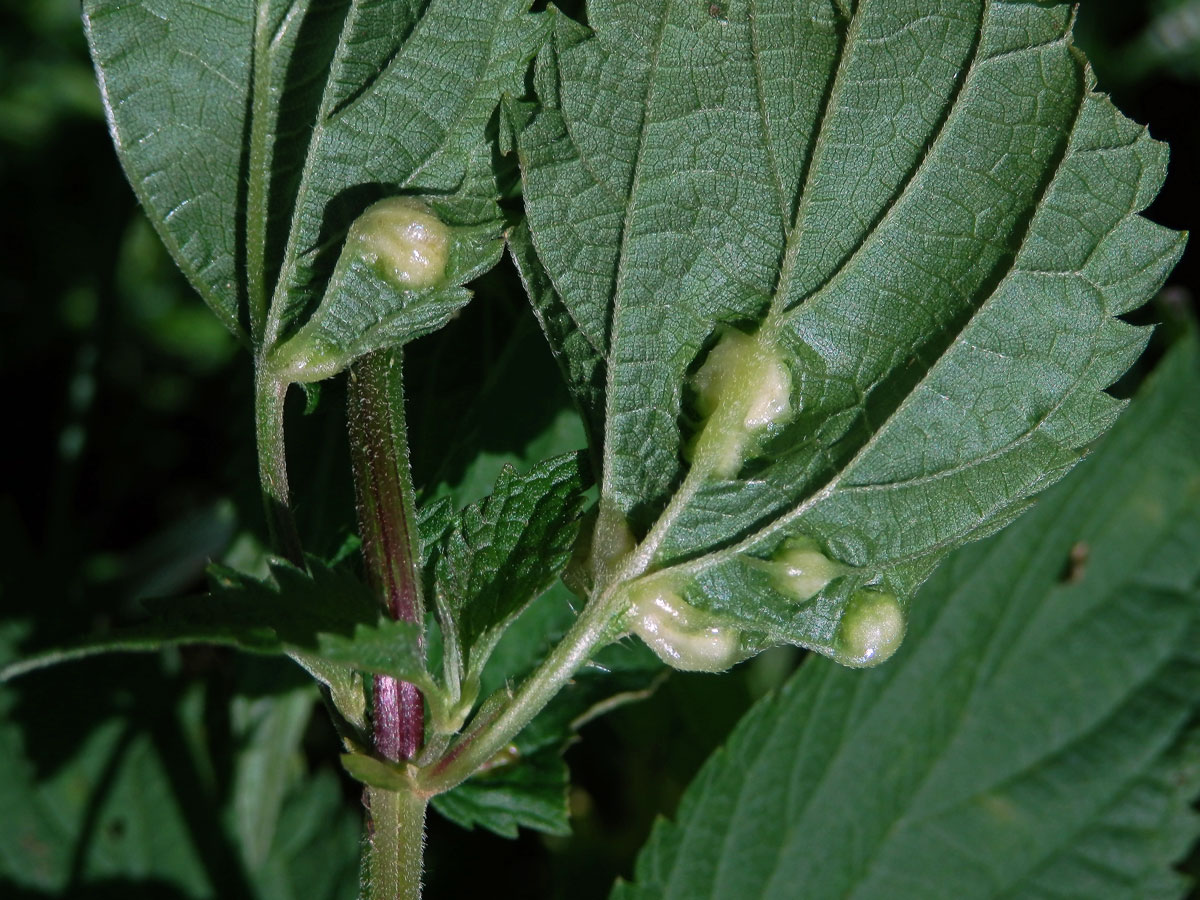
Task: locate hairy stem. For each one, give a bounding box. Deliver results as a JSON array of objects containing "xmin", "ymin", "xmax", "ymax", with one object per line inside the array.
[
  {"xmin": 348, "ymin": 348, "xmax": 426, "ymax": 759},
  {"xmin": 254, "ymin": 371, "xmax": 303, "ymax": 565},
  {"xmin": 348, "ymin": 348, "xmax": 428, "ymax": 896},
  {"xmin": 366, "ymin": 786, "xmax": 427, "ymax": 900}
]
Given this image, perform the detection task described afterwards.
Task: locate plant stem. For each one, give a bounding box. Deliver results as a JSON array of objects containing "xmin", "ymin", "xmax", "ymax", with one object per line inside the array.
[
  {"xmin": 348, "ymin": 348, "xmax": 426, "ymax": 759},
  {"xmin": 348, "ymin": 348, "xmax": 428, "ymax": 897},
  {"xmin": 347, "ymin": 350, "xmax": 425, "ymax": 629},
  {"xmin": 366, "ymin": 785, "xmax": 427, "ymax": 900},
  {"xmin": 418, "ymin": 585, "xmax": 627, "ymax": 796},
  {"xmin": 254, "ymin": 371, "xmax": 303, "ymax": 565}
]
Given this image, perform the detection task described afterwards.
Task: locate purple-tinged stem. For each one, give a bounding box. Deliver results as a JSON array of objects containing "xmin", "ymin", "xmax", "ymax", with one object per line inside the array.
[{"xmin": 347, "ymin": 348, "xmax": 425, "ymax": 762}]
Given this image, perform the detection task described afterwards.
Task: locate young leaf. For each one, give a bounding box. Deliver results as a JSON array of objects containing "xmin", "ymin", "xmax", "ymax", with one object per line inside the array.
[
  {"xmin": 519, "ymin": 1, "xmax": 1186, "ymax": 664},
  {"xmin": 0, "ymin": 559, "xmax": 428, "ymax": 713},
  {"xmin": 431, "ymin": 747, "xmax": 572, "ymax": 838},
  {"xmin": 85, "ymin": 0, "xmax": 548, "ymax": 362},
  {"xmin": 433, "ymin": 452, "xmax": 590, "ymax": 687},
  {"xmin": 614, "ymin": 334, "xmax": 1200, "ymax": 900},
  {"xmin": 431, "ymin": 584, "xmax": 665, "ymax": 838}
]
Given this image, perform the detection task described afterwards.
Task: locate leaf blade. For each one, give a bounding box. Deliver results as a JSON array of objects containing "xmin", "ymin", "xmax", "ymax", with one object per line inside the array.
[
  {"xmin": 520, "ymin": 0, "xmax": 1185, "ymax": 663},
  {"xmin": 435, "ymin": 452, "xmax": 590, "ymax": 679},
  {"xmin": 615, "ymin": 334, "xmax": 1200, "ymax": 900},
  {"xmin": 83, "ymin": 0, "xmax": 256, "ymax": 337}
]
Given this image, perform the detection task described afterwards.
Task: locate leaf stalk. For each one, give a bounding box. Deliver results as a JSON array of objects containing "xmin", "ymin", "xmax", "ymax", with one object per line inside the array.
[
  {"xmin": 254, "ymin": 371, "xmax": 303, "ymax": 565},
  {"xmin": 416, "ymin": 584, "xmax": 628, "ymax": 797}
]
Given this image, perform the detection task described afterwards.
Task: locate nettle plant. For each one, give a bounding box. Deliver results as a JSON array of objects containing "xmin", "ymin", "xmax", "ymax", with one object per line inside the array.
[{"xmin": 6, "ymin": 0, "xmax": 1197, "ymax": 897}]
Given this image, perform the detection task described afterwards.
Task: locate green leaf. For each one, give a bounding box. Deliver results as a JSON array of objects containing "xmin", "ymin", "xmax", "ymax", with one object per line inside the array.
[
  {"xmin": 0, "ymin": 560, "xmax": 427, "ymax": 723},
  {"xmin": 519, "ymin": 1, "xmax": 1185, "ymax": 664},
  {"xmin": 434, "ymin": 452, "xmax": 590, "ymax": 683},
  {"xmin": 0, "ymin": 640, "xmax": 359, "ymax": 899},
  {"xmin": 431, "ymin": 747, "xmax": 572, "ymax": 838},
  {"xmin": 228, "ymin": 682, "xmax": 317, "ymax": 871},
  {"xmin": 614, "ymin": 334, "xmax": 1200, "ymax": 900},
  {"xmin": 86, "ymin": 0, "xmax": 548, "ymax": 360},
  {"xmin": 0, "ymin": 681, "xmax": 213, "ymax": 895},
  {"xmin": 433, "ymin": 583, "xmax": 665, "ymax": 838},
  {"xmin": 254, "ymin": 769, "xmax": 361, "ymax": 900},
  {"xmin": 83, "ymin": 0, "xmax": 256, "ymax": 338},
  {"xmin": 315, "ymin": 618, "xmax": 426, "ymax": 684}
]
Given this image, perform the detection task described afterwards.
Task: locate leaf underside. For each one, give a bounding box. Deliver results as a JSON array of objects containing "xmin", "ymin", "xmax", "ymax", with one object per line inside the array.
[
  {"xmin": 614, "ymin": 334, "xmax": 1200, "ymax": 900},
  {"xmin": 518, "ymin": 0, "xmax": 1185, "ymax": 661},
  {"xmin": 85, "ymin": 0, "xmax": 547, "ymax": 367}
]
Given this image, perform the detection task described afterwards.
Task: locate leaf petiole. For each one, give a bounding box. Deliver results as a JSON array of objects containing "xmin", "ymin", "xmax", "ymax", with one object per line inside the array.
[{"xmin": 253, "ymin": 371, "xmax": 303, "ymax": 565}]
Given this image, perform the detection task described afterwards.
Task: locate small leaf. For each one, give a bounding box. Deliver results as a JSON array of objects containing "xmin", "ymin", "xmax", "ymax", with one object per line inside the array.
[
  {"xmin": 434, "ymin": 452, "xmax": 590, "ymax": 681},
  {"xmin": 615, "ymin": 334, "xmax": 1200, "ymax": 900},
  {"xmin": 316, "ymin": 619, "xmax": 427, "ymax": 685},
  {"xmin": 431, "ymin": 748, "xmax": 572, "ymax": 838}
]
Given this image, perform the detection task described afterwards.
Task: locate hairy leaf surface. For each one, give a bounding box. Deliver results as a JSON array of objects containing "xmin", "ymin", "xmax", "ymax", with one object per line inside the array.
[
  {"xmin": 85, "ymin": 0, "xmax": 547, "ymax": 366},
  {"xmin": 433, "ymin": 452, "xmax": 590, "ymax": 683},
  {"xmin": 519, "ymin": 0, "xmax": 1185, "ymax": 663},
  {"xmin": 614, "ymin": 335, "xmax": 1200, "ymax": 900}
]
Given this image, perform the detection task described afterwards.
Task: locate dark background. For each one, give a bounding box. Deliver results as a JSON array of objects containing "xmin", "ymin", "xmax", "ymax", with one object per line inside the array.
[{"xmin": 1, "ymin": 1, "xmax": 1197, "ymax": 897}]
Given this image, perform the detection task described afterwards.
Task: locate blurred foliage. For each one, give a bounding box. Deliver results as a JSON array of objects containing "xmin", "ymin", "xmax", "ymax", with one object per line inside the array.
[{"xmin": 0, "ymin": 1, "xmax": 1198, "ymax": 897}]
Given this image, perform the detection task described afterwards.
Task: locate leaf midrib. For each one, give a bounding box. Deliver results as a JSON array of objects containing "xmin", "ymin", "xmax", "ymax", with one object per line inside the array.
[
  {"xmin": 764, "ymin": 0, "xmax": 863, "ymax": 322},
  {"xmin": 654, "ymin": 20, "xmax": 1087, "ymax": 580},
  {"xmin": 263, "ymin": 0, "xmax": 438, "ymax": 352},
  {"xmin": 767, "ymin": 2, "xmax": 986, "ymax": 322},
  {"xmin": 598, "ymin": 0, "xmax": 674, "ymax": 501}
]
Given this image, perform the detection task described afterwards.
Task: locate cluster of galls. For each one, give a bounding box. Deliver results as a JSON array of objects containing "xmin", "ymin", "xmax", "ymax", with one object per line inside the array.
[{"xmin": 624, "ymin": 329, "xmax": 905, "ymax": 671}]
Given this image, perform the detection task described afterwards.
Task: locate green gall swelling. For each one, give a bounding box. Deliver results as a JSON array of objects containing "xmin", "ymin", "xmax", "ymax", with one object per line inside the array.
[
  {"xmin": 831, "ymin": 589, "xmax": 905, "ymax": 668},
  {"xmin": 587, "ymin": 500, "xmax": 637, "ymax": 591},
  {"xmin": 689, "ymin": 328, "xmax": 792, "ymax": 477},
  {"xmin": 625, "ymin": 574, "xmax": 744, "ymax": 672}
]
